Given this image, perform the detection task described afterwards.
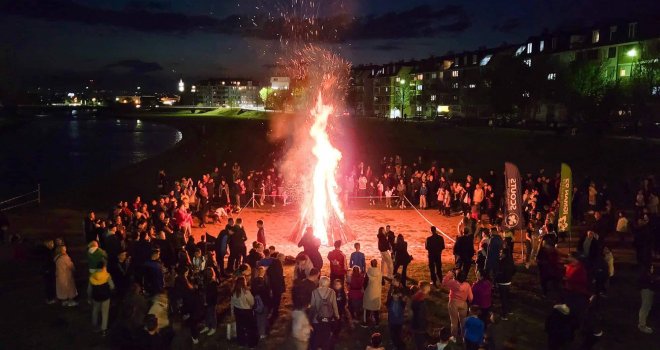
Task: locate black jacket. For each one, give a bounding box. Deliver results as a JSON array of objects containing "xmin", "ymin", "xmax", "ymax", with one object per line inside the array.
[
  {"xmin": 453, "ymin": 234, "xmax": 475, "ymax": 260},
  {"xmin": 425, "ymin": 234, "xmax": 445, "ymax": 256}
]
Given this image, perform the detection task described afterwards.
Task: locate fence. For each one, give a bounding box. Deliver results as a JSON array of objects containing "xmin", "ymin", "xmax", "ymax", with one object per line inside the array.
[{"xmin": 0, "ymin": 184, "xmax": 41, "ymax": 211}]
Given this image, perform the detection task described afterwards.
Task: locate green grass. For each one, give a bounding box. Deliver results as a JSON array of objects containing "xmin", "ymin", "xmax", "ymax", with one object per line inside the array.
[{"xmin": 122, "ymin": 107, "xmax": 271, "ymax": 120}]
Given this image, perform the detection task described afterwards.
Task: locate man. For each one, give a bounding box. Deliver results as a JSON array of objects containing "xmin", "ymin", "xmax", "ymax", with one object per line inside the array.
[
  {"xmin": 215, "ymin": 219, "xmax": 233, "ymax": 276},
  {"xmin": 84, "ymin": 211, "xmax": 98, "ymax": 243},
  {"xmin": 453, "ymin": 228, "xmax": 475, "ymax": 277},
  {"xmin": 292, "ymin": 268, "xmax": 319, "ymax": 309},
  {"xmin": 410, "ymin": 281, "xmax": 431, "ymax": 350},
  {"xmin": 142, "ymin": 249, "xmax": 164, "ymax": 296},
  {"xmin": 425, "ymin": 226, "xmax": 445, "ymax": 285},
  {"xmin": 233, "ymin": 218, "xmax": 248, "ymax": 263},
  {"xmin": 256, "ymin": 220, "xmax": 266, "ymax": 247},
  {"xmin": 378, "ymin": 229, "xmax": 394, "ymax": 281},
  {"xmin": 327, "ymin": 240, "xmax": 347, "ymax": 283},
  {"xmin": 578, "ymin": 231, "xmax": 601, "ymax": 265},
  {"xmin": 87, "ymin": 261, "xmax": 115, "ymax": 336},
  {"xmin": 484, "ymin": 228, "xmax": 502, "ymax": 278},
  {"xmin": 87, "ymin": 241, "xmax": 108, "ymax": 274}
]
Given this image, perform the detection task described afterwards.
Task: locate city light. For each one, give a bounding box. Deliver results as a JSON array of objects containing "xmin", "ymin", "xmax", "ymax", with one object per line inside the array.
[
  {"xmin": 178, "ymin": 79, "xmax": 185, "ymax": 93},
  {"xmin": 626, "ymin": 48, "xmax": 638, "ymax": 57}
]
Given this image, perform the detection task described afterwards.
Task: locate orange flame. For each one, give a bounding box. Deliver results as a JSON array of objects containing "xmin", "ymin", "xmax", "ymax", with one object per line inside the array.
[{"xmin": 301, "ymin": 91, "xmax": 344, "ymax": 245}]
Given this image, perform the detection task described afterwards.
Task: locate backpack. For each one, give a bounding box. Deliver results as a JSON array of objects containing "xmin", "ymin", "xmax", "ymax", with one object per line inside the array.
[
  {"xmin": 316, "ymin": 290, "xmax": 334, "ymax": 321},
  {"xmin": 254, "ymin": 295, "xmax": 265, "ymax": 314}
]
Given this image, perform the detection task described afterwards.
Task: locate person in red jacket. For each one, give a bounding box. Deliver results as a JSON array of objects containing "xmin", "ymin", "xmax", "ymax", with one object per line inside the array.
[
  {"xmin": 256, "ymin": 220, "xmax": 266, "ymax": 247},
  {"xmin": 328, "ymin": 240, "xmax": 347, "ymax": 283},
  {"xmin": 563, "ymin": 253, "xmax": 591, "ymax": 319}
]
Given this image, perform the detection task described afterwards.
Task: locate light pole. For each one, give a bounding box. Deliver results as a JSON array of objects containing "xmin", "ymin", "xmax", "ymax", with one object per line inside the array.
[{"xmin": 400, "ymin": 79, "xmax": 406, "ymax": 119}]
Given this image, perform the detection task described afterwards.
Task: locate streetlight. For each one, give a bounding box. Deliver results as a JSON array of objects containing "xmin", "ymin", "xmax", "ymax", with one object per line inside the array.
[
  {"xmin": 626, "ymin": 48, "xmax": 638, "ymax": 57},
  {"xmin": 399, "ymin": 79, "xmax": 406, "ymax": 119}
]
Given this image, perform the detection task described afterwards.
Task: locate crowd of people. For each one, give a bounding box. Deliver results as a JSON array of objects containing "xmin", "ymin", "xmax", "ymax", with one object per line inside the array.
[{"xmin": 30, "ymin": 155, "xmax": 659, "ymax": 350}]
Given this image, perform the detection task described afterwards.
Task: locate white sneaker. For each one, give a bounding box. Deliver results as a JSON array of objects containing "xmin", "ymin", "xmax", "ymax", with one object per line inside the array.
[
  {"xmin": 639, "ymin": 325, "xmax": 653, "ymax": 334},
  {"xmin": 46, "ymin": 299, "xmax": 56, "ymax": 305},
  {"xmin": 200, "ymin": 327, "xmax": 210, "ymax": 334},
  {"xmin": 192, "ymin": 337, "xmax": 199, "ymax": 345},
  {"xmin": 207, "ymin": 328, "xmax": 216, "ymax": 336}
]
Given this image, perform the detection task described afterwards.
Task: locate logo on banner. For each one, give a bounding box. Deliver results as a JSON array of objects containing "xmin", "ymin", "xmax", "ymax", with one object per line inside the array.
[
  {"xmin": 558, "ymin": 216, "xmax": 569, "ymax": 232},
  {"xmin": 505, "ymin": 213, "xmax": 519, "ymax": 228}
]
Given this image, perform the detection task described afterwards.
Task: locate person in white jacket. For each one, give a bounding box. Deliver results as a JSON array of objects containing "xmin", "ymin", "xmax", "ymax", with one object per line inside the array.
[{"xmin": 292, "ymin": 306, "xmax": 312, "ymax": 350}]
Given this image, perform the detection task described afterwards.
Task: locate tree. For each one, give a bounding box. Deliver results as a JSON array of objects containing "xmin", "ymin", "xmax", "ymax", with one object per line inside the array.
[
  {"xmin": 259, "ymin": 87, "xmax": 274, "ymax": 109},
  {"xmin": 390, "ymin": 79, "xmax": 413, "ymax": 118}
]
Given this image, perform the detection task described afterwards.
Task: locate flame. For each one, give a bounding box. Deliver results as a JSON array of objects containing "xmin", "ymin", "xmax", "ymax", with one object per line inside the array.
[{"xmin": 302, "ymin": 91, "xmax": 344, "ymax": 245}]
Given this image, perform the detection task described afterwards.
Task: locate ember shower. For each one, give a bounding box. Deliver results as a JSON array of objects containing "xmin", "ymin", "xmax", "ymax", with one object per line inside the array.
[{"xmin": 251, "ymin": 0, "xmax": 355, "ymax": 245}]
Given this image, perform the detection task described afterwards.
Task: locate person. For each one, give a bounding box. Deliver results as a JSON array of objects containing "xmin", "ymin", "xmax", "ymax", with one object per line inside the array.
[
  {"xmin": 536, "ymin": 240, "xmax": 563, "ymax": 297},
  {"xmin": 425, "ymin": 226, "xmax": 445, "ymax": 286},
  {"xmin": 40, "ymin": 239, "xmax": 57, "ymax": 304},
  {"xmin": 251, "ymin": 266, "xmax": 271, "ymax": 339},
  {"xmin": 203, "ymin": 268, "xmax": 219, "ymax": 336},
  {"xmin": 563, "ymin": 253, "xmax": 590, "ymax": 320},
  {"xmin": 87, "ymin": 261, "xmax": 115, "ymax": 335},
  {"xmin": 267, "ymin": 253, "xmax": 286, "ymax": 324},
  {"xmin": 350, "ymin": 242, "xmax": 366, "ymax": 273},
  {"xmin": 363, "ymin": 259, "xmax": 383, "ymax": 325},
  {"xmin": 136, "ymin": 314, "xmax": 166, "ymax": 349},
  {"xmin": 463, "ymin": 305, "xmax": 485, "ymax": 350},
  {"xmin": 292, "ymin": 268, "xmax": 319, "ymax": 310},
  {"xmin": 393, "ymin": 234, "xmax": 412, "ymax": 287},
  {"xmin": 419, "ymin": 182, "xmax": 428, "ymax": 209},
  {"xmin": 442, "ymin": 269, "xmax": 473, "ymax": 338},
  {"xmin": 496, "ymin": 246, "xmax": 515, "ymax": 320},
  {"xmin": 484, "ymin": 228, "xmax": 502, "ymax": 278},
  {"xmin": 386, "ymin": 286, "xmax": 406, "ymax": 350},
  {"xmin": 54, "ymin": 245, "xmax": 78, "ymax": 306},
  {"xmin": 615, "ymin": 211, "xmax": 629, "ymax": 245},
  {"xmin": 347, "ymin": 266, "xmax": 365, "ymax": 323},
  {"xmin": 577, "ymin": 231, "xmax": 601, "ymax": 265},
  {"xmin": 292, "ymin": 302, "xmax": 313, "ymax": 350},
  {"xmin": 453, "ymin": 228, "xmax": 474, "ymax": 277},
  {"xmin": 215, "ymin": 220, "xmax": 232, "ymax": 277},
  {"xmin": 85, "ymin": 238, "xmax": 106, "ymax": 268},
  {"xmin": 545, "ymin": 304, "xmax": 574, "ymax": 350},
  {"xmin": 471, "ymin": 271, "xmax": 493, "ymax": 325},
  {"xmin": 433, "ymin": 327, "xmax": 457, "ymax": 350},
  {"xmin": 310, "ymin": 276, "xmax": 339, "ymax": 350},
  {"xmin": 143, "ymin": 249, "xmax": 165, "ymax": 296},
  {"xmin": 377, "ymin": 227, "xmax": 393, "ymax": 281},
  {"xmin": 229, "ymin": 219, "xmax": 248, "ymax": 272},
  {"xmin": 256, "ymin": 220, "xmax": 266, "ymax": 247},
  {"xmin": 328, "ymin": 240, "xmax": 348, "ymax": 283},
  {"xmin": 332, "ymin": 278, "xmax": 349, "ymax": 338},
  {"xmin": 298, "ymin": 227, "xmax": 323, "ymax": 271},
  {"xmin": 411, "ymin": 281, "xmax": 431, "ymax": 350},
  {"xmin": 231, "ymin": 276, "xmax": 258, "ymax": 348},
  {"xmin": 638, "ymin": 264, "xmax": 657, "ymax": 334},
  {"xmin": 148, "ymin": 293, "xmax": 170, "ymax": 332},
  {"xmin": 366, "ymin": 332, "xmax": 386, "ymax": 350}
]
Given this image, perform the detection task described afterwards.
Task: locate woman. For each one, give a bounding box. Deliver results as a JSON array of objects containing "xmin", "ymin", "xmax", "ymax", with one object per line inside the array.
[
  {"xmin": 442, "ymin": 269, "xmax": 473, "ymax": 338},
  {"xmin": 251, "ymin": 266, "xmax": 271, "ymax": 339},
  {"xmin": 310, "ymin": 276, "xmax": 339, "ymax": 350},
  {"xmin": 297, "ymin": 227, "xmax": 323, "ymax": 271},
  {"xmin": 347, "ymin": 266, "xmax": 365, "ymax": 322},
  {"xmin": 54, "ymin": 245, "xmax": 78, "ymax": 306},
  {"xmin": 231, "ymin": 276, "xmax": 257, "ymax": 348},
  {"xmin": 392, "ymin": 234, "xmax": 412, "ymax": 288},
  {"xmin": 363, "ymin": 259, "xmax": 383, "ymax": 325}
]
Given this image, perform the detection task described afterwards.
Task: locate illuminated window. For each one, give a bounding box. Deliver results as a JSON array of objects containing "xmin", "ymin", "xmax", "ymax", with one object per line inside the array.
[
  {"xmin": 417, "ymin": 74, "xmax": 423, "ymax": 80},
  {"xmin": 524, "ymin": 58, "xmax": 532, "ymax": 67},
  {"xmin": 592, "ymin": 30, "xmax": 600, "ymax": 43},
  {"xmin": 431, "ymin": 73, "xmax": 437, "ymax": 79},
  {"xmin": 652, "ymin": 86, "xmax": 660, "ymax": 96},
  {"xmin": 620, "ymin": 68, "xmax": 627, "ymax": 77},
  {"xmin": 431, "ymin": 95, "xmax": 437, "ymax": 101},
  {"xmin": 469, "ymin": 84, "xmax": 476, "ymax": 89},
  {"xmin": 452, "ymin": 83, "xmax": 459, "ymax": 89},
  {"xmin": 452, "ymin": 70, "xmax": 459, "ymax": 77},
  {"xmin": 609, "ymin": 26, "xmax": 617, "ymax": 41},
  {"xmin": 547, "ymin": 73, "xmax": 557, "ymax": 80},
  {"xmin": 527, "ymin": 42, "xmax": 533, "ymax": 54},
  {"xmin": 416, "ymin": 106, "xmax": 422, "ymax": 112},
  {"xmin": 417, "ymin": 85, "xmax": 423, "ymax": 91},
  {"xmin": 515, "ymin": 45, "xmax": 525, "ymax": 56},
  {"xmin": 539, "ymin": 41, "xmax": 545, "ymax": 52},
  {"xmin": 522, "ymin": 91, "xmax": 530, "ymax": 98},
  {"xmin": 628, "ymin": 22, "xmax": 637, "ymax": 39}
]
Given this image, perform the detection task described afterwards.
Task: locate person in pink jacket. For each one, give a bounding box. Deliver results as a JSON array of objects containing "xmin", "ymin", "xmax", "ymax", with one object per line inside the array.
[{"xmin": 442, "ymin": 268, "xmax": 473, "ymax": 338}]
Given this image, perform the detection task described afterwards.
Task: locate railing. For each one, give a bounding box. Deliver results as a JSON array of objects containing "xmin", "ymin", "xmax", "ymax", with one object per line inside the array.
[{"xmin": 0, "ymin": 184, "xmax": 41, "ymax": 211}]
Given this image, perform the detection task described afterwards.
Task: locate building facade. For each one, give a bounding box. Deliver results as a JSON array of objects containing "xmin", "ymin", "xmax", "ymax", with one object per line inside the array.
[{"xmin": 195, "ymin": 78, "xmax": 259, "ymax": 107}]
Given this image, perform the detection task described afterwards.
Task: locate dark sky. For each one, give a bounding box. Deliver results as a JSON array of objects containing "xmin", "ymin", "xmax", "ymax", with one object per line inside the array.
[{"xmin": 1, "ymin": 0, "xmax": 658, "ymax": 93}]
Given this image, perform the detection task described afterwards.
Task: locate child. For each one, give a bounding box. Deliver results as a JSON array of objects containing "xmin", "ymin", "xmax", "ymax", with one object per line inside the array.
[
  {"xmin": 463, "ymin": 305, "xmax": 485, "ymax": 349},
  {"xmin": 349, "ymin": 243, "xmax": 366, "ymax": 273},
  {"xmin": 256, "ymin": 220, "xmax": 266, "ymax": 247},
  {"xmin": 332, "ymin": 279, "xmax": 349, "ymax": 337},
  {"xmin": 387, "ymin": 287, "xmax": 406, "ymax": 349},
  {"xmin": 385, "ymin": 187, "xmax": 393, "ymax": 208},
  {"xmin": 365, "ymin": 332, "xmax": 385, "ymax": 350}
]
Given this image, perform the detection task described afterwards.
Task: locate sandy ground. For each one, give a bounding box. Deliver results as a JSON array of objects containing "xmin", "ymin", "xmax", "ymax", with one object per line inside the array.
[{"xmin": 190, "ymin": 206, "xmax": 462, "ymax": 265}]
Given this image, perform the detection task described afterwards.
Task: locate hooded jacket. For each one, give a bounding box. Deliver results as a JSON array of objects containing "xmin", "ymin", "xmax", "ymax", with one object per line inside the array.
[{"xmin": 88, "ymin": 269, "xmax": 115, "ymax": 302}]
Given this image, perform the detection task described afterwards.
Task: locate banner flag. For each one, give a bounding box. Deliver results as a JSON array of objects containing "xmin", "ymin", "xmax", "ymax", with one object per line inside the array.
[
  {"xmin": 557, "ymin": 163, "xmax": 573, "ymax": 233},
  {"xmin": 504, "ymin": 162, "xmax": 524, "ymax": 230}
]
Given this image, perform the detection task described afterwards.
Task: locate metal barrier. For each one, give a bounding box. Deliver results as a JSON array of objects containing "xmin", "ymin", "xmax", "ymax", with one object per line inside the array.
[{"xmin": 0, "ymin": 184, "xmax": 41, "ymax": 211}]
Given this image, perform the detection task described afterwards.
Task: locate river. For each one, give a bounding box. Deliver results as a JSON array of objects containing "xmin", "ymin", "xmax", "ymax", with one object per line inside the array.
[{"xmin": 0, "ymin": 114, "xmax": 182, "ymax": 198}]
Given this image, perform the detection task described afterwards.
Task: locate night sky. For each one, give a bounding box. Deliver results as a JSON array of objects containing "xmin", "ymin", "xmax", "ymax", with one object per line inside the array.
[{"xmin": 1, "ymin": 0, "xmax": 659, "ymax": 93}]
